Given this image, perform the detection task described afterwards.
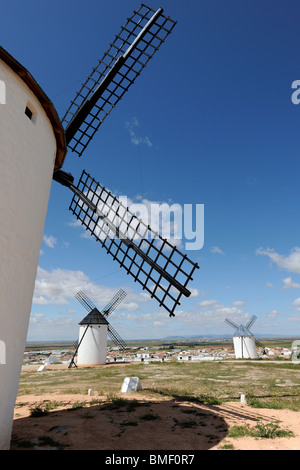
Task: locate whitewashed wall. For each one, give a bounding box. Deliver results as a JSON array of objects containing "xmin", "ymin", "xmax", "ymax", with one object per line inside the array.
[
  {"xmin": 0, "ymin": 58, "xmax": 57, "ymax": 449},
  {"xmin": 77, "ymin": 325, "xmax": 108, "ymax": 365},
  {"xmin": 233, "ymin": 335, "xmax": 257, "ymax": 359}
]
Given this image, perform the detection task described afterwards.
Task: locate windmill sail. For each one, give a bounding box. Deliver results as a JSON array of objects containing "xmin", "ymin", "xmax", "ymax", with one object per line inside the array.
[
  {"xmin": 62, "ymin": 4, "xmax": 176, "ymax": 157},
  {"xmin": 108, "ymin": 324, "xmax": 127, "ymax": 349},
  {"xmin": 53, "ymin": 5, "xmax": 198, "ymax": 319},
  {"xmin": 102, "ymin": 289, "xmax": 127, "ymax": 317},
  {"xmin": 69, "ymin": 170, "xmax": 199, "ymax": 317},
  {"xmin": 75, "ymin": 290, "xmax": 96, "ymax": 312},
  {"xmin": 245, "ymin": 314, "xmax": 257, "ymax": 331},
  {"xmin": 225, "ymin": 317, "xmax": 239, "ymax": 331}
]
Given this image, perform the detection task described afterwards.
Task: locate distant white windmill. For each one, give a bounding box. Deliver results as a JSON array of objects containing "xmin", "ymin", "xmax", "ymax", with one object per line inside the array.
[
  {"xmin": 225, "ymin": 315, "xmax": 259, "ymax": 359},
  {"xmin": 69, "ymin": 289, "xmax": 127, "ymax": 367}
]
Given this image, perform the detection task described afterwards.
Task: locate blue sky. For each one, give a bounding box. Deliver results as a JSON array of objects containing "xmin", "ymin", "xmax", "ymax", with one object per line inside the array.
[{"xmin": 2, "ymin": 0, "xmax": 300, "ymax": 341}]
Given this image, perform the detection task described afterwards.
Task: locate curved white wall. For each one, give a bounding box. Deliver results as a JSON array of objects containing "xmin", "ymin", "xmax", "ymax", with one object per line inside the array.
[
  {"xmin": 0, "ymin": 58, "xmax": 57, "ymax": 449},
  {"xmin": 77, "ymin": 325, "xmax": 108, "ymax": 365},
  {"xmin": 233, "ymin": 336, "xmax": 257, "ymax": 359}
]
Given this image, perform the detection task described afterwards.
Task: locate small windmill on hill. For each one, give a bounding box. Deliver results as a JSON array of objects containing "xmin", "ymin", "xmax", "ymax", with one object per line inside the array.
[
  {"xmin": 69, "ymin": 289, "xmax": 127, "ymax": 367},
  {"xmin": 225, "ymin": 315, "xmax": 261, "ymax": 359},
  {"xmin": 53, "ymin": 4, "xmax": 199, "ymax": 318}
]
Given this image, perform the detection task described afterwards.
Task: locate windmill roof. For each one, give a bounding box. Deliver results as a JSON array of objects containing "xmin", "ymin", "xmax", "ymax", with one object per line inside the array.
[
  {"xmin": 0, "ymin": 46, "xmax": 67, "ymax": 170},
  {"xmin": 233, "ymin": 325, "xmax": 253, "ymax": 337},
  {"xmin": 79, "ymin": 308, "xmax": 109, "ymax": 326}
]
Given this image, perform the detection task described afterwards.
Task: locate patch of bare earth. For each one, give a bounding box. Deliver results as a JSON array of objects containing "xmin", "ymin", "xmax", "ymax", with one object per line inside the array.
[{"xmin": 10, "ymin": 393, "xmax": 300, "ymax": 450}]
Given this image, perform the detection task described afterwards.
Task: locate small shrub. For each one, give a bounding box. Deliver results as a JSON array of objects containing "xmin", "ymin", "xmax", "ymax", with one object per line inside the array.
[
  {"xmin": 140, "ymin": 412, "xmax": 160, "ymax": 421},
  {"xmin": 102, "ymin": 397, "xmax": 128, "ymax": 411},
  {"xmin": 29, "ymin": 404, "xmax": 49, "ymax": 417},
  {"xmin": 219, "ymin": 443, "xmax": 234, "ymax": 450},
  {"xmin": 255, "ymin": 423, "xmax": 294, "ymax": 438},
  {"xmin": 70, "ymin": 401, "xmax": 87, "ymax": 410},
  {"xmin": 173, "ymin": 418, "xmax": 198, "ymax": 429},
  {"xmin": 228, "ymin": 425, "xmax": 251, "ymax": 438},
  {"xmin": 228, "ymin": 423, "xmax": 294, "ymax": 439}
]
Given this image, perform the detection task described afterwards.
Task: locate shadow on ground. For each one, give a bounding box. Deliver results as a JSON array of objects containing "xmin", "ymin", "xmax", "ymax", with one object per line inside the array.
[{"xmin": 11, "ymin": 397, "xmax": 229, "ymax": 450}]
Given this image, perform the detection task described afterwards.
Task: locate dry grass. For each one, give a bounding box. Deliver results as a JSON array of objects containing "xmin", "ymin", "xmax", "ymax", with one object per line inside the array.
[{"xmin": 18, "ymin": 360, "xmax": 300, "ymax": 410}]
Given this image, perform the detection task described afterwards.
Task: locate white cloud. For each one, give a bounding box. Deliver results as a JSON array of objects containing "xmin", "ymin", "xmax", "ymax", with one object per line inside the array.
[
  {"xmin": 173, "ymin": 303, "xmax": 249, "ymax": 332},
  {"xmin": 267, "ymin": 310, "xmax": 278, "ymax": 318},
  {"xmin": 125, "ymin": 116, "xmax": 152, "ymax": 148},
  {"xmin": 28, "ymin": 314, "xmax": 78, "ymax": 341},
  {"xmin": 287, "ymin": 315, "xmax": 300, "ymax": 323},
  {"xmin": 198, "ymin": 299, "xmax": 219, "ymax": 308},
  {"xmin": 33, "ymin": 295, "xmax": 69, "ymax": 306},
  {"xmin": 292, "ymin": 297, "xmax": 300, "ymax": 311},
  {"xmin": 67, "ymin": 219, "xmax": 82, "ymax": 228},
  {"xmin": 43, "ymin": 234, "xmax": 57, "ymax": 248},
  {"xmin": 189, "ymin": 288, "xmax": 200, "ymax": 298},
  {"xmin": 33, "ymin": 266, "xmax": 150, "ymax": 312},
  {"xmin": 266, "ymin": 282, "xmax": 274, "ymax": 288},
  {"xmin": 232, "ymin": 300, "xmax": 245, "ymax": 306},
  {"xmin": 256, "ymin": 247, "xmax": 300, "ymax": 274},
  {"xmin": 282, "ymin": 277, "xmax": 300, "ymax": 290},
  {"xmin": 196, "ymin": 298, "xmax": 249, "ymax": 325},
  {"xmin": 210, "ymin": 246, "xmax": 224, "ymax": 255}
]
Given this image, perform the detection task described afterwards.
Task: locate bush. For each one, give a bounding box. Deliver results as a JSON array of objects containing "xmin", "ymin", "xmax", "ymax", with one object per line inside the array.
[{"xmin": 228, "ymin": 423, "xmax": 294, "ymax": 439}]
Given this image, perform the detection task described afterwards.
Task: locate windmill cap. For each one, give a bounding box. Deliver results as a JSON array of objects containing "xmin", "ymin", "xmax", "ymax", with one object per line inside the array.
[
  {"xmin": 79, "ymin": 308, "xmax": 109, "ymax": 325},
  {"xmin": 233, "ymin": 325, "xmax": 254, "ymax": 337},
  {"xmin": 0, "ymin": 46, "xmax": 67, "ymax": 170}
]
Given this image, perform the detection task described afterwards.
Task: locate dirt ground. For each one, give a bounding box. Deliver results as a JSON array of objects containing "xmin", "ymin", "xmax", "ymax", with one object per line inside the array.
[{"xmin": 10, "ymin": 392, "xmax": 300, "ymax": 451}]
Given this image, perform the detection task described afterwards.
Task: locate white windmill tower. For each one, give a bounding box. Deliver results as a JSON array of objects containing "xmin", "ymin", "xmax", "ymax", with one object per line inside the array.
[
  {"xmin": 225, "ymin": 315, "xmax": 258, "ymax": 359},
  {"xmin": 1, "ymin": 5, "xmax": 199, "ymax": 449},
  {"xmin": 69, "ymin": 290, "xmax": 127, "ymax": 367},
  {"xmin": 0, "ymin": 47, "xmax": 66, "ymax": 449}
]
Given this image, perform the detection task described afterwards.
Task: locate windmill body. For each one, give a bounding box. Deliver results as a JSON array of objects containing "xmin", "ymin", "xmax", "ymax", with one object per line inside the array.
[
  {"xmin": 0, "ymin": 48, "xmax": 66, "ymax": 449},
  {"xmin": 232, "ymin": 326, "xmax": 257, "ymax": 359},
  {"xmin": 77, "ymin": 309, "xmax": 109, "ymax": 365},
  {"xmin": 225, "ymin": 316, "xmax": 258, "ymax": 359}
]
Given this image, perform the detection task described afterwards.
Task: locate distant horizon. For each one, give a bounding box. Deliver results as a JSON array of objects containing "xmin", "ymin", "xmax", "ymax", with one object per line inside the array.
[{"xmin": 25, "ymin": 333, "xmax": 300, "ymax": 344}]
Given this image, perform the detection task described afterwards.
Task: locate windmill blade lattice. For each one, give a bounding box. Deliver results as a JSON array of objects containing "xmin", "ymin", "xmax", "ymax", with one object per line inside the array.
[
  {"xmin": 108, "ymin": 324, "xmax": 127, "ymax": 349},
  {"xmin": 255, "ymin": 338, "xmax": 266, "ymax": 352},
  {"xmin": 245, "ymin": 314, "xmax": 257, "ymax": 331},
  {"xmin": 75, "ymin": 290, "xmax": 96, "ymax": 312},
  {"xmin": 225, "ymin": 317, "xmax": 239, "ymax": 330},
  {"xmin": 102, "ymin": 288, "xmax": 127, "ymax": 317},
  {"xmin": 62, "ymin": 4, "xmax": 176, "ymax": 157},
  {"xmin": 69, "ymin": 170, "xmax": 199, "ymax": 317}
]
